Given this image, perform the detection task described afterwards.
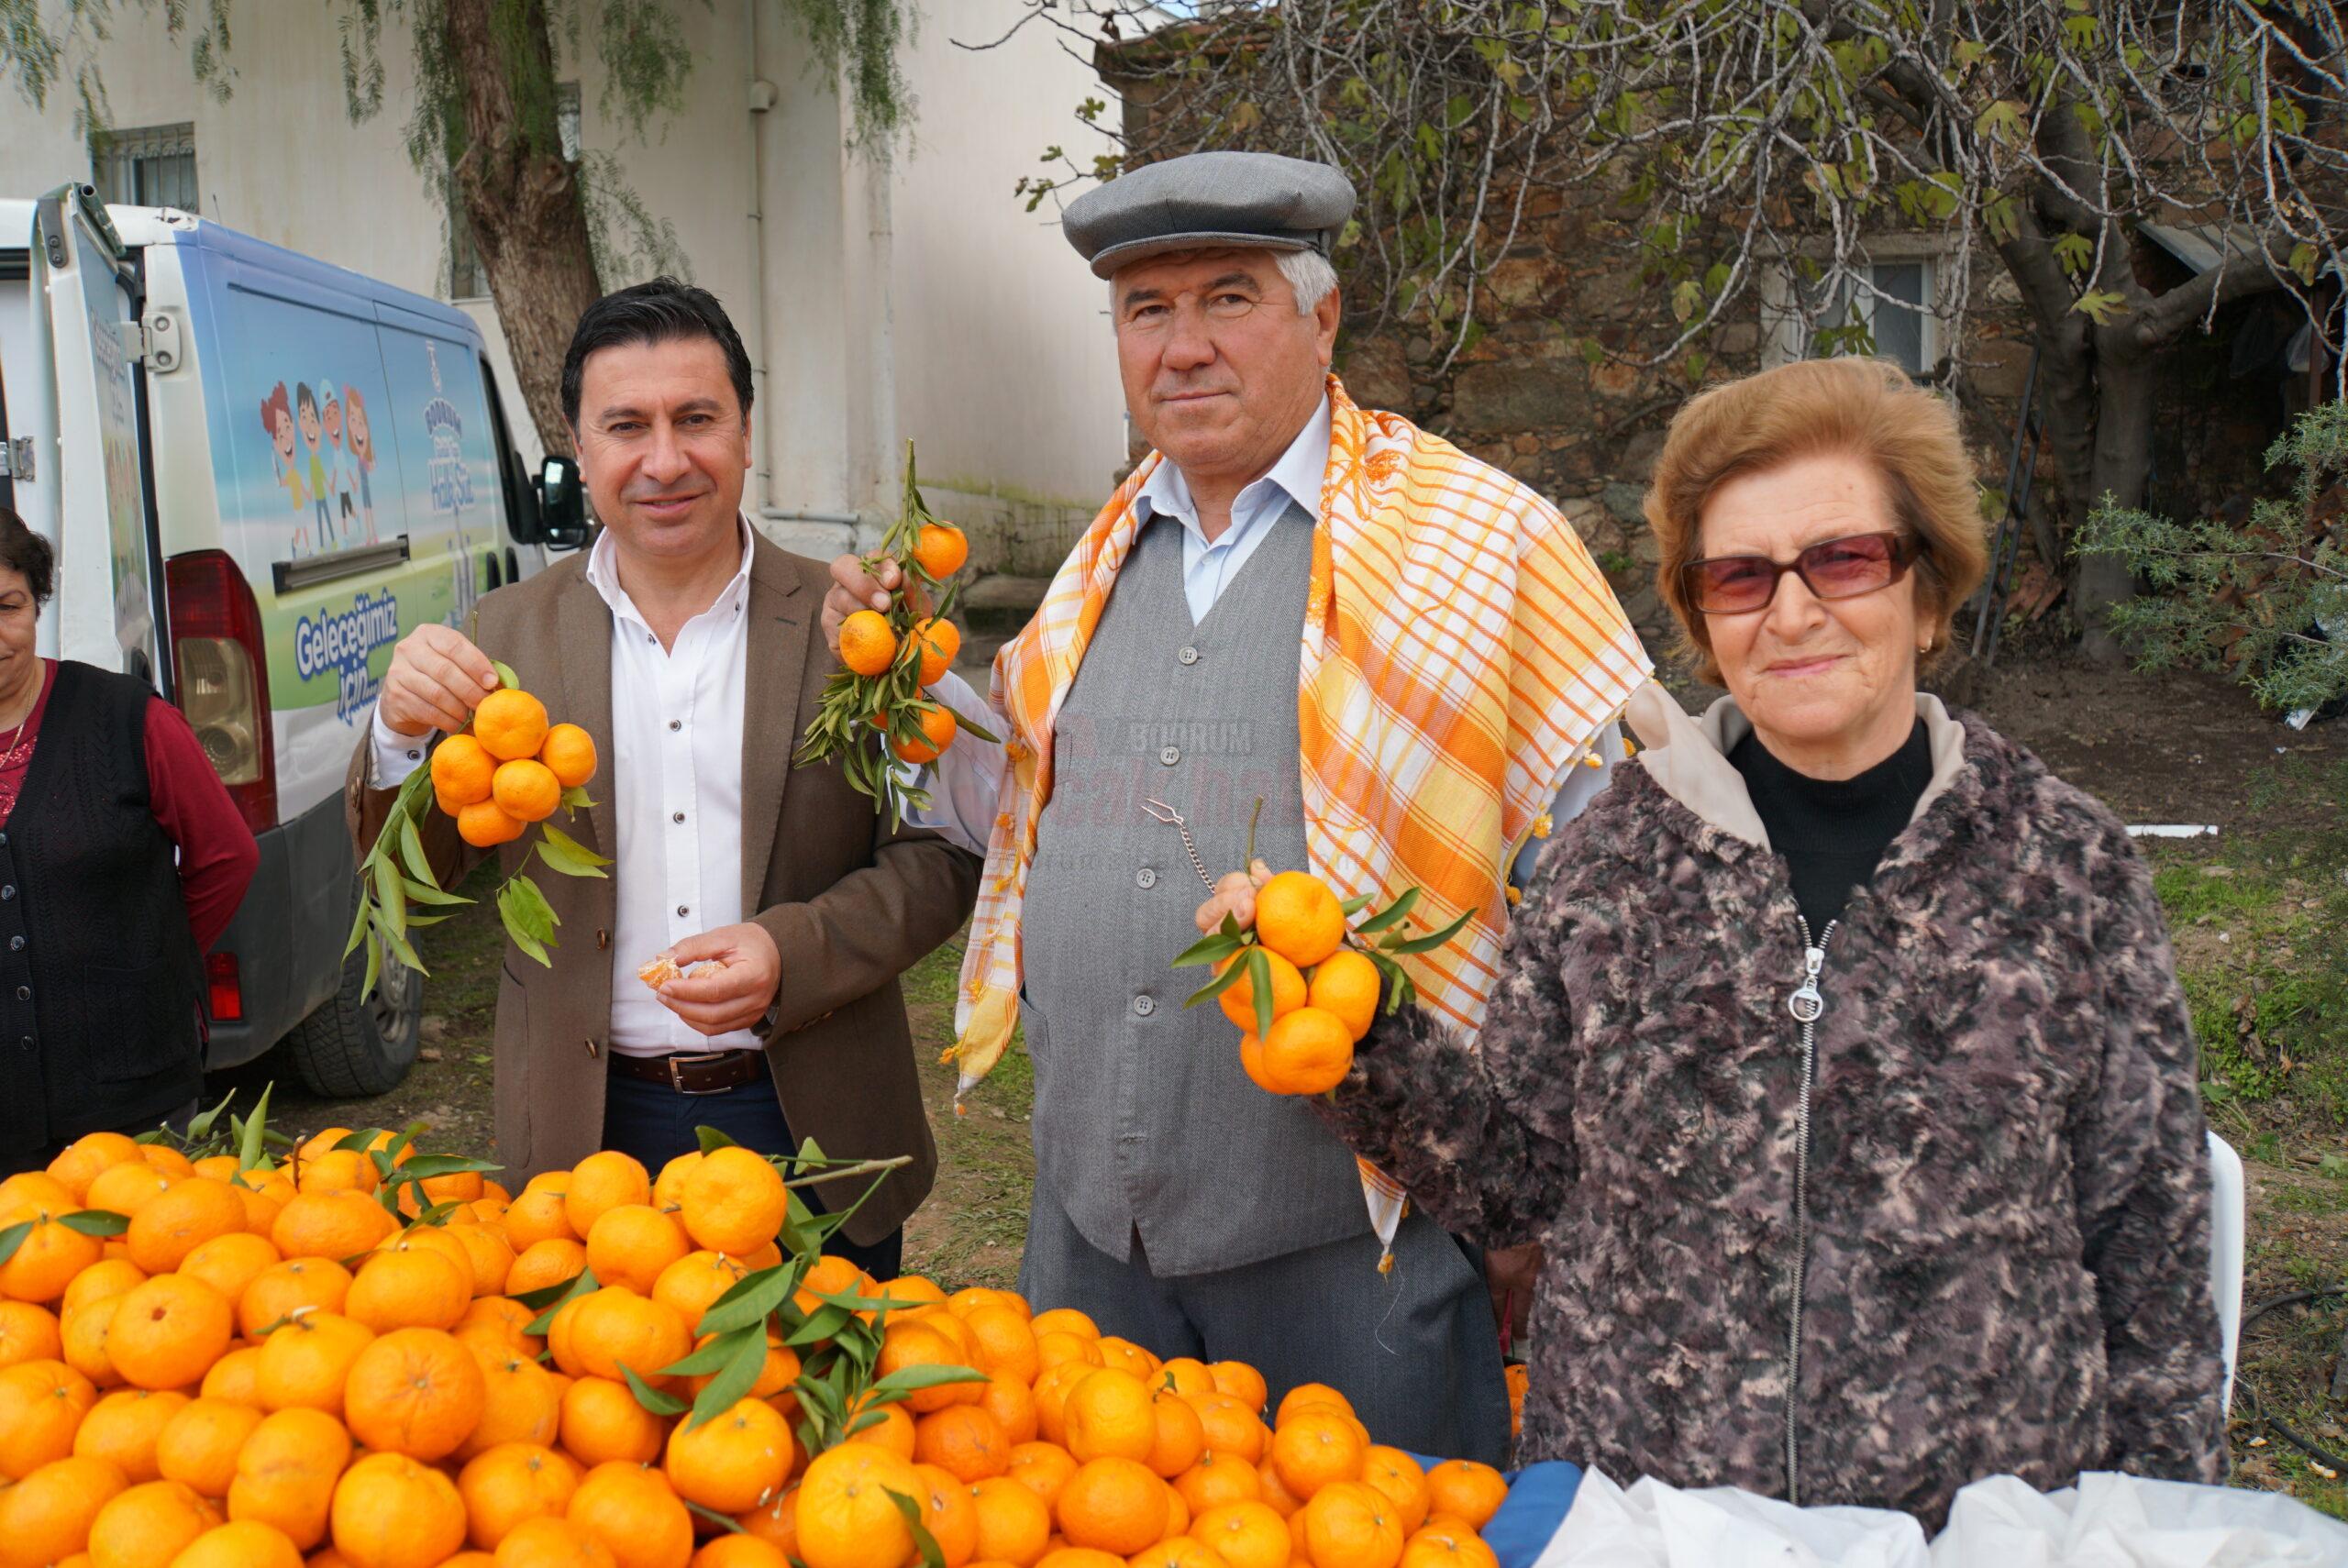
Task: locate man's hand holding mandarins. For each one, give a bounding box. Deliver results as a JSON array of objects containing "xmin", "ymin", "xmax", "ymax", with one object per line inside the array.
[
  {"xmin": 820, "ymin": 555, "xmax": 927, "ymax": 662},
  {"xmin": 1194, "ymin": 859, "xmax": 1275, "ymax": 933},
  {"xmin": 651, "ymin": 922, "xmax": 784, "ymax": 1037},
  {"xmin": 380, "ymin": 623, "xmax": 501, "ymax": 737}
]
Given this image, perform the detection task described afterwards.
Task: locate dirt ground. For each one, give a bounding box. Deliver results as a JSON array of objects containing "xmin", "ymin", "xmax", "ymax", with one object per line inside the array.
[{"xmin": 209, "ymin": 650, "xmax": 2348, "ymax": 1513}]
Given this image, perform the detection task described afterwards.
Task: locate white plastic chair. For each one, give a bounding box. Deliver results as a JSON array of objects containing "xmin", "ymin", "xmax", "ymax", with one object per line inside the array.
[{"xmin": 2207, "ymin": 1131, "xmax": 2245, "ymax": 1414}]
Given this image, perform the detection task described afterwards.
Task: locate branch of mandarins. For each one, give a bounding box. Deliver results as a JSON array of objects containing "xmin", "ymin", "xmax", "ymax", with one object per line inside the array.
[
  {"xmin": 796, "ymin": 442, "xmax": 999, "ymax": 828},
  {"xmin": 349, "ymin": 660, "xmax": 612, "ymax": 998}
]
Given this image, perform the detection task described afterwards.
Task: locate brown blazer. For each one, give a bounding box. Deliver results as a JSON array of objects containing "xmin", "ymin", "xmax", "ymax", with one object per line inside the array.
[{"xmin": 345, "ymin": 535, "xmax": 980, "ymax": 1243}]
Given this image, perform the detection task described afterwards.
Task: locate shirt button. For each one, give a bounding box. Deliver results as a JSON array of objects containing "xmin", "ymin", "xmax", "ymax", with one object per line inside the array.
[
  {"xmin": 677, "ymin": 905, "xmax": 690, "ymax": 919},
  {"xmin": 1135, "ymin": 867, "xmax": 1157, "ymax": 889},
  {"xmin": 672, "ymin": 812, "xmax": 685, "ymax": 824},
  {"xmin": 1158, "ymin": 745, "xmax": 1180, "ymax": 767},
  {"xmin": 669, "ymin": 720, "xmax": 682, "ymax": 732},
  {"xmin": 1133, "ymin": 995, "xmax": 1157, "ymax": 1017},
  {"xmin": 1178, "ymin": 646, "xmax": 1200, "ymax": 666},
  {"xmin": 406, "ymin": 750, "xmax": 421, "ymax": 762}
]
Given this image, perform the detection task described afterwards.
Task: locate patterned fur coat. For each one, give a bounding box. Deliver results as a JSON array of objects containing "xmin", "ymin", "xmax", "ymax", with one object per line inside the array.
[{"xmin": 1317, "ymin": 686, "xmax": 2224, "ymax": 1528}]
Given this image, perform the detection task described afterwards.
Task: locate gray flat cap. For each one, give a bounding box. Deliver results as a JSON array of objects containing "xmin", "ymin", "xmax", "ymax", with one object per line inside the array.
[{"xmin": 1063, "ymin": 151, "xmax": 1355, "ymax": 279}]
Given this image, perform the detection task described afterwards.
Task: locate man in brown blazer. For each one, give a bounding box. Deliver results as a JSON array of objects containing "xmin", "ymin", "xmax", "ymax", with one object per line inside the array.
[{"xmin": 347, "ymin": 279, "xmax": 977, "ymax": 1276}]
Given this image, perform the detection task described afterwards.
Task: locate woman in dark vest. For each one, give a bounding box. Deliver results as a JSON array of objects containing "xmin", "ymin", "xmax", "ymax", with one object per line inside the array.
[{"xmin": 0, "ymin": 507, "xmax": 260, "ymax": 1175}]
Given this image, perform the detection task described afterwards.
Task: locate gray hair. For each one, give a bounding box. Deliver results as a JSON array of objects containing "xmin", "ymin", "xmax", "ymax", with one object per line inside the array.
[
  {"xmin": 1275, "ymin": 248, "xmax": 1339, "ymax": 314},
  {"xmin": 1109, "ymin": 247, "xmax": 1341, "ymax": 319}
]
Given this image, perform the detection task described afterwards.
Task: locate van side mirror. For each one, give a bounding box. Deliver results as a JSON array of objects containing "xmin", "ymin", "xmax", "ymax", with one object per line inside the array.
[{"xmin": 536, "ymin": 455, "xmax": 591, "ymax": 550}]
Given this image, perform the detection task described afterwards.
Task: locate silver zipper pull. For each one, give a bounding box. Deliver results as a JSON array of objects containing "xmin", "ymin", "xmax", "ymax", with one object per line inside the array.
[{"xmin": 1788, "ymin": 944, "xmax": 1826, "ymax": 1022}]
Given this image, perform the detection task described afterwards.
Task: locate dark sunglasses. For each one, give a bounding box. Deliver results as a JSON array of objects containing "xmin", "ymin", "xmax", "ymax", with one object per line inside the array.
[{"xmin": 1680, "ymin": 531, "xmax": 1920, "ymax": 616}]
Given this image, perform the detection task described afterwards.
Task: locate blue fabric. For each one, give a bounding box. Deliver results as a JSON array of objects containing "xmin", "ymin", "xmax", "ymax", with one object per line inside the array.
[
  {"xmin": 1405, "ymin": 1452, "xmax": 1583, "ymax": 1568},
  {"xmin": 1486, "ymin": 1462, "xmax": 1584, "ymax": 1568}
]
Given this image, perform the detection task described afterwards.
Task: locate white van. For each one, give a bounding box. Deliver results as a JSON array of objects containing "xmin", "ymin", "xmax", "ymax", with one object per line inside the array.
[{"xmin": 0, "ymin": 183, "xmax": 586, "ymax": 1097}]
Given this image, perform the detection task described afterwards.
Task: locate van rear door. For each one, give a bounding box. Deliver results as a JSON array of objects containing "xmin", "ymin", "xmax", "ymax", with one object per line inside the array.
[{"xmin": 35, "ymin": 186, "xmax": 166, "ymax": 687}]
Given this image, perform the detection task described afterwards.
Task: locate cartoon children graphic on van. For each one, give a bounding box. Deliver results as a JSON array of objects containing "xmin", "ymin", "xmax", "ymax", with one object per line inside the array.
[
  {"xmin": 295, "ymin": 382, "xmax": 335, "ymax": 549},
  {"xmin": 260, "ymin": 381, "xmax": 310, "ymax": 555},
  {"xmin": 321, "ymin": 379, "xmax": 358, "ymax": 534},
  {"xmin": 343, "ymin": 386, "xmax": 379, "ymax": 543}
]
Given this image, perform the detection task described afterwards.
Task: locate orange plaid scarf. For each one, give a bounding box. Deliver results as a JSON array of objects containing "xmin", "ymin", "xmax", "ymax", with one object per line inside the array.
[{"xmin": 953, "ymin": 377, "xmax": 1649, "ymax": 1251}]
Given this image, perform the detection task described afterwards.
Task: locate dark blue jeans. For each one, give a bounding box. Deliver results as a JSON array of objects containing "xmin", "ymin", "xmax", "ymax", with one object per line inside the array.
[{"xmin": 600, "ymin": 1067, "xmax": 903, "ymax": 1281}]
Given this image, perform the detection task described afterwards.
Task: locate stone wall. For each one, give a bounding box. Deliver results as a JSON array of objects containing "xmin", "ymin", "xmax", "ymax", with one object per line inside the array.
[{"xmin": 1102, "ymin": 61, "xmax": 2302, "ymax": 650}]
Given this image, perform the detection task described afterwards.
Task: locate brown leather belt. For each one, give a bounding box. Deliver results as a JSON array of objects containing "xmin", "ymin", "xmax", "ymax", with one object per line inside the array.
[{"xmin": 607, "ymin": 1050, "xmax": 765, "ymax": 1096}]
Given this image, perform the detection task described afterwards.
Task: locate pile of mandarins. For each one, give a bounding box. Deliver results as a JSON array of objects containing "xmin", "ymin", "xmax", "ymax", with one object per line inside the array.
[{"xmin": 0, "ymin": 1129, "xmax": 1512, "ymax": 1568}]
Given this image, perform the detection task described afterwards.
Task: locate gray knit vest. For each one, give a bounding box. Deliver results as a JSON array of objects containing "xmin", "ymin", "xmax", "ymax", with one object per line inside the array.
[{"xmin": 1020, "ymin": 509, "xmax": 1373, "ymax": 1275}]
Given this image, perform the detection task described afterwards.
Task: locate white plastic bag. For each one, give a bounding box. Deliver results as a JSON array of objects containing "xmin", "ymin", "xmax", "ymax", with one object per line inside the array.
[
  {"xmin": 1930, "ymin": 1471, "xmax": 2348, "ymax": 1567},
  {"xmin": 1536, "ymin": 1470, "xmax": 1932, "ymax": 1568}
]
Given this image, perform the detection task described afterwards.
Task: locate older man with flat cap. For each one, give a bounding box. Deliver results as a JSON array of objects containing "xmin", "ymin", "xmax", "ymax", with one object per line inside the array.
[{"xmin": 825, "ymin": 150, "xmax": 1649, "ymax": 1459}]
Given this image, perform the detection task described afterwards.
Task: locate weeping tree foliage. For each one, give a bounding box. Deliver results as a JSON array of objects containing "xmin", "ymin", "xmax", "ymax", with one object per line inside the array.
[
  {"xmin": 0, "ymin": 0, "xmax": 235, "ymax": 131},
  {"xmin": 2077, "ymin": 402, "xmax": 2348, "ymax": 717},
  {"xmin": 1, "ymin": 0, "xmax": 914, "ymax": 456},
  {"xmin": 998, "ymin": 1, "xmax": 2348, "ymax": 660}
]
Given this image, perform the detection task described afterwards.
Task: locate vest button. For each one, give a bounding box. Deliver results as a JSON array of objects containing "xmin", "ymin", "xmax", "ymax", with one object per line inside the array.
[
  {"xmin": 12, "ymin": 986, "xmax": 24, "ymax": 1001},
  {"xmin": 2, "ymin": 886, "xmax": 14, "ymax": 900},
  {"xmin": 1132, "ymin": 994, "xmax": 1157, "ymax": 1017},
  {"xmin": 6, "ymin": 936, "xmax": 18, "ymax": 951},
  {"xmin": 1178, "ymin": 646, "xmax": 1200, "ymax": 666},
  {"xmin": 17, "ymin": 1037, "xmax": 27, "ymax": 1051},
  {"xmin": 1135, "ymin": 867, "xmax": 1157, "ymax": 889},
  {"xmin": 1158, "ymin": 745, "xmax": 1180, "ymax": 767}
]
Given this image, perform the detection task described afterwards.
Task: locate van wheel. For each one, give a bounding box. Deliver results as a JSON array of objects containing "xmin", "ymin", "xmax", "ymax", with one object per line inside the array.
[{"xmin": 284, "ymin": 943, "xmax": 422, "ymax": 1098}]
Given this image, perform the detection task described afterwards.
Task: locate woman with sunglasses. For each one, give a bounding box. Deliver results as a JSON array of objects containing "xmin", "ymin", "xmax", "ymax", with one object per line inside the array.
[{"xmin": 1296, "ymin": 356, "xmax": 2222, "ymax": 1524}]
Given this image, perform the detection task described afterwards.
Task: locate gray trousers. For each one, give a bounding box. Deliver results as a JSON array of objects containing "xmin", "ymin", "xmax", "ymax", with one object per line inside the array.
[{"xmin": 1018, "ymin": 1181, "xmax": 1513, "ymax": 1465}]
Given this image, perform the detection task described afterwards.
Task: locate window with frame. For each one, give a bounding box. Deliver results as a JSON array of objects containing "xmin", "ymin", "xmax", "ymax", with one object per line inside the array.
[
  {"xmin": 91, "ymin": 123, "xmax": 199, "ymax": 214},
  {"xmin": 1763, "ymin": 253, "xmax": 1942, "ymax": 379},
  {"xmin": 450, "ymin": 83, "xmax": 581, "ymax": 299}
]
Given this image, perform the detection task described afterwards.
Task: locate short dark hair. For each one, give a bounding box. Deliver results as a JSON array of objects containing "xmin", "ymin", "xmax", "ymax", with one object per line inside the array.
[
  {"xmin": 560, "ymin": 277, "xmax": 755, "ymax": 427},
  {"xmin": 0, "ymin": 507, "xmax": 56, "ymax": 605}
]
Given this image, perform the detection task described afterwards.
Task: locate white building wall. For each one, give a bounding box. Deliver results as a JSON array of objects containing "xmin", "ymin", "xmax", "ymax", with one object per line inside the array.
[
  {"xmin": 0, "ymin": 0, "xmax": 1127, "ymax": 564},
  {"xmin": 886, "ymin": 0, "xmax": 1130, "ymax": 569}
]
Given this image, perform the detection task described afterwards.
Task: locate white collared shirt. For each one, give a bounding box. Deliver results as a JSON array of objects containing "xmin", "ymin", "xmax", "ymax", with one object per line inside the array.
[
  {"xmin": 912, "ymin": 404, "xmax": 1619, "ymax": 882},
  {"xmin": 371, "ymin": 517, "xmax": 759, "ymax": 1055},
  {"xmin": 1136, "ymin": 392, "xmax": 1332, "ymax": 623}
]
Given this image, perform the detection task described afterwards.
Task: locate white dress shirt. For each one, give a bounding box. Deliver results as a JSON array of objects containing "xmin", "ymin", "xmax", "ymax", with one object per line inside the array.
[
  {"xmin": 372, "ymin": 518, "xmax": 759, "ymax": 1056},
  {"xmin": 911, "ymin": 401, "xmax": 1621, "ymax": 880}
]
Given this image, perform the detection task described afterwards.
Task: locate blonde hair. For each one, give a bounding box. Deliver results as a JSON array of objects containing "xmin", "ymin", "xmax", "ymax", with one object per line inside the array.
[{"xmin": 1644, "ymin": 356, "xmax": 1988, "ymax": 683}]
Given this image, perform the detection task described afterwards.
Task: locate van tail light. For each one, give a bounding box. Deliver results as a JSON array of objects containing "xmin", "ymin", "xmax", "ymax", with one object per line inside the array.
[
  {"xmin": 165, "ymin": 550, "xmax": 278, "ymax": 834},
  {"xmin": 205, "ymin": 952, "xmax": 244, "ymax": 1021}
]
